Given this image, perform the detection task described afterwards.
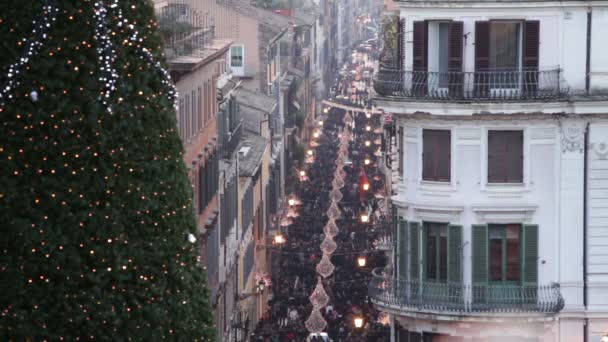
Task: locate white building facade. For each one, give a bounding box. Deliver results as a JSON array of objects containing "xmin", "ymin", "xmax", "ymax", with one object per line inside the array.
[{"xmin": 371, "ymin": 1, "xmax": 608, "ymax": 341}]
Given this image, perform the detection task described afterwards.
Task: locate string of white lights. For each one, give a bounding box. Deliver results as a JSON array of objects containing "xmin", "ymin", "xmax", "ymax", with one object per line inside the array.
[
  {"xmin": 115, "ymin": 3, "xmax": 178, "ymax": 110},
  {"xmin": 93, "ymin": 0, "xmax": 119, "ymax": 113},
  {"xmin": 0, "ymin": 1, "xmax": 58, "ymax": 106}
]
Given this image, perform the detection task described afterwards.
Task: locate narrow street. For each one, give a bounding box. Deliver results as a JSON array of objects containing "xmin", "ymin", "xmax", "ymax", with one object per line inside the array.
[{"xmin": 253, "ymin": 44, "xmax": 391, "ymax": 342}]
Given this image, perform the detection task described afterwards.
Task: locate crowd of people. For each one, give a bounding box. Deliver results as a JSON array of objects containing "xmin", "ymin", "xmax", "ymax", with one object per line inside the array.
[{"xmin": 251, "ymin": 45, "xmax": 390, "ymax": 342}]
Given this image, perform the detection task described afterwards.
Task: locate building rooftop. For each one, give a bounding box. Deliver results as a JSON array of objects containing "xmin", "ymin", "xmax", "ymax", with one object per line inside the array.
[
  {"xmin": 234, "ymin": 88, "xmax": 277, "ymax": 115},
  {"xmin": 227, "ymin": 0, "xmax": 296, "ymax": 35},
  {"xmin": 294, "ymin": 7, "xmax": 320, "ymax": 25},
  {"xmin": 237, "ymin": 132, "xmax": 268, "ymax": 177},
  {"xmin": 168, "ymin": 38, "xmax": 232, "ymax": 72}
]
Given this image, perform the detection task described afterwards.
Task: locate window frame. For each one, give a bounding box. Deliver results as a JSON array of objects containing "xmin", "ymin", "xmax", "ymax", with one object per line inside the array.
[
  {"xmin": 487, "ymin": 223, "xmax": 522, "ymax": 284},
  {"xmin": 424, "ymin": 222, "xmax": 449, "ymax": 283},
  {"xmin": 421, "ymin": 129, "xmax": 451, "ymax": 183},
  {"xmin": 487, "ymin": 130, "xmax": 524, "ymax": 184},
  {"xmin": 230, "ymin": 45, "xmax": 244, "ymax": 68},
  {"xmin": 488, "ymin": 20, "xmax": 523, "ymax": 72}
]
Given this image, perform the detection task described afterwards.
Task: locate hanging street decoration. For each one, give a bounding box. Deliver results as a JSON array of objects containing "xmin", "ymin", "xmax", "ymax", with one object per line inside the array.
[
  {"xmin": 320, "ymin": 235, "xmax": 338, "ymax": 255},
  {"xmin": 309, "ymin": 277, "xmax": 330, "ymax": 308},
  {"xmin": 305, "ymin": 307, "xmax": 328, "ymax": 333},
  {"xmin": 316, "ymin": 253, "xmax": 335, "ymax": 278}
]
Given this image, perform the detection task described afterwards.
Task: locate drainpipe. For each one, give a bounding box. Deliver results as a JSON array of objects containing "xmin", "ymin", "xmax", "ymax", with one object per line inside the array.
[
  {"xmin": 583, "ymin": 122, "xmax": 589, "ymax": 341},
  {"xmin": 585, "ymin": 8, "xmax": 592, "ymax": 93}
]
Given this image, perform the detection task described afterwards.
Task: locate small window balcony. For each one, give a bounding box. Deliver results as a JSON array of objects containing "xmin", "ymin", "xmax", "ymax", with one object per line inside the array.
[
  {"xmin": 373, "ymin": 67, "xmax": 569, "ymax": 102},
  {"xmin": 368, "ymin": 269, "xmax": 564, "ymax": 317}
]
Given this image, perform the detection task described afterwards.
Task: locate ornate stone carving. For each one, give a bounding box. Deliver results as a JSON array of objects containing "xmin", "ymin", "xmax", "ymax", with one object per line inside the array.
[
  {"xmin": 560, "ymin": 123, "xmax": 586, "ymax": 153},
  {"xmin": 591, "ymin": 141, "xmax": 608, "ymax": 160}
]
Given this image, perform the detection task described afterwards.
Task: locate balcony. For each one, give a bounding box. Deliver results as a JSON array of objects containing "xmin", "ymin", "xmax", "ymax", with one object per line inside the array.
[
  {"xmin": 373, "ymin": 67, "xmax": 569, "ymax": 102},
  {"xmin": 368, "ymin": 269, "xmax": 564, "ymax": 317}
]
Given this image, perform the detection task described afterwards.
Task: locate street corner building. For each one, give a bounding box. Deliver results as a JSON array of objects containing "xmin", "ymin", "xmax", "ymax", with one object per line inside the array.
[{"xmin": 373, "ymin": 0, "xmax": 608, "ymax": 341}]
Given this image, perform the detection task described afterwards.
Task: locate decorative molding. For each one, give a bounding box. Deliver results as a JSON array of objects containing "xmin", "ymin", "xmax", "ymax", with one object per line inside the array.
[
  {"xmin": 456, "ymin": 128, "xmax": 481, "ymax": 141},
  {"xmin": 560, "ymin": 123, "xmax": 586, "ymax": 153},
  {"xmin": 472, "ymin": 204, "xmax": 538, "ymax": 224},
  {"xmin": 406, "ymin": 126, "xmax": 417, "ymax": 138},
  {"xmin": 530, "ymin": 127, "xmax": 556, "ymax": 140},
  {"xmin": 409, "ymin": 202, "xmax": 464, "ymax": 223},
  {"xmin": 591, "ymin": 140, "xmax": 608, "ymax": 160}
]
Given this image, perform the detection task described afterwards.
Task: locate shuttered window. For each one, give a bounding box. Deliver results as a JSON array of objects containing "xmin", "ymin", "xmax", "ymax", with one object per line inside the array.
[
  {"xmin": 472, "ymin": 224, "xmax": 488, "ymax": 284},
  {"xmin": 413, "ymin": 21, "xmax": 428, "ymax": 95},
  {"xmin": 472, "ymin": 224, "xmax": 538, "ymax": 286},
  {"xmin": 424, "ymin": 222, "xmax": 448, "ymax": 282},
  {"xmin": 397, "ymin": 219, "xmax": 408, "ymax": 279},
  {"xmin": 522, "ymin": 224, "xmax": 539, "ymax": 285},
  {"xmin": 409, "ymin": 222, "xmax": 420, "ymax": 280},
  {"xmin": 488, "ymin": 130, "xmax": 523, "ymax": 183},
  {"xmin": 448, "ymin": 225, "xmax": 463, "ymax": 284},
  {"xmin": 422, "ymin": 129, "xmax": 451, "ymax": 182},
  {"xmin": 475, "ymin": 20, "xmax": 540, "ymax": 92},
  {"xmin": 199, "ymin": 152, "xmax": 219, "ymax": 214},
  {"xmin": 397, "ymin": 18, "xmax": 405, "ymax": 69},
  {"xmin": 398, "ymin": 126, "xmax": 404, "ymax": 178}
]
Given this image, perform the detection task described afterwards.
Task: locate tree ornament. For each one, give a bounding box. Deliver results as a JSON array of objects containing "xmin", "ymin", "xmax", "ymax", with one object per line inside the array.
[
  {"xmin": 30, "ymin": 90, "xmax": 38, "ymax": 102},
  {"xmin": 316, "ymin": 253, "xmax": 335, "ymax": 278},
  {"xmin": 187, "ymin": 233, "xmax": 197, "ymax": 243},
  {"xmin": 309, "ymin": 277, "xmax": 330, "ymax": 308},
  {"xmin": 305, "ymin": 307, "xmax": 327, "ymax": 333}
]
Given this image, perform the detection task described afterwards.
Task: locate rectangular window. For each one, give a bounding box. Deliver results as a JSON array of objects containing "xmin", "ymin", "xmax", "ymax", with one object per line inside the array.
[
  {"xmin": 230, "ymin": 45, "xmax": 244, "ymax": 67},
  {"xmin": 426, "ymin": 222, "xmax": 448, "ymax": 282},
  {"xmin": 203, "ymin": 82, "xmax": 208, "ymax": 125},
  {"xmin": 185, "ymin": 94, "xmax": 190, "ymax": 141},
  {"xmin": 488, "ymin": 224, "xmax": 521, "ymax": 283},
  {"xmin": 488, "ymin": 130, "xmax": 523, "ymax": 183},
  {"xmin": 191, "ymin": 90, "xmax": 196, "ymax": 138},
  {"xmin": 178, "ymin": 98, "xmax": 184, "ymax": 140},
  {"xmin": 422, "ymin": 129, "xmax": 451, "ymax": 182},
  {"xmin": 490, "ymin": 22, "xmax": 521, "ymax": 70},
  {"xmin": 198, "ymin": 86, "xmax": 202, "ymax": 130}
]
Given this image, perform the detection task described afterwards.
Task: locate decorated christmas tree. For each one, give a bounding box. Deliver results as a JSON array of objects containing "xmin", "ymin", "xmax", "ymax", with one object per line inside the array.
[{"xmin": 0, "ymin": 0, "xmax": 215, "ymax": 340}]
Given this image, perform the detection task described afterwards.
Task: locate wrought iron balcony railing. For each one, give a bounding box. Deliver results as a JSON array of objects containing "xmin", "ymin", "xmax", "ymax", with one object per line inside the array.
[
  {"xmin": 368, "ymin": 269, "xmax": 564, "ymax": 315},
  {"xmin": 373, "ymin": 67, "xmax": 569, "ymax": 101}
]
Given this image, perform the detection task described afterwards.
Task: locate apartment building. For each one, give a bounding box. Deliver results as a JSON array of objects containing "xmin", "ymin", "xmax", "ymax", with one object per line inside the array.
[{"xmin": 372, "ymin": 1, "xmax": 608, "ymax": 341}]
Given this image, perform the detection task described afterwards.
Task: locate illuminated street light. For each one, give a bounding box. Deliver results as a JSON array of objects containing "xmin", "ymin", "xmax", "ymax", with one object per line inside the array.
[
  {"xmin": 364, "ymin": 158, "xmax": 370, "ymax": 165},
  {"xmin": 357, "ymin": 256, "xmax": 367, "ymax": 267},
  {"xmin": 360, "ymin": 213, "xmax": 369, "ymax": 223},
  {"xmin": 300, "ymin": 170, "xmax": 306, "ymax": 177},
  {"xmin": 288, "ymin": 198, "xmax": 296, "ymax": 206},
  {"xmin": 313, "ymin": 132, "xmax": 320, "ymax": 138},
  {"xmin": 365, "ymin": 140, "xmax": 371, "ymax": 147},
  {"xmin": 365, "ymin": 125, "xmax": 371, "ymax": 131},
  {"xmin": 318, "ymin": 120, "xmax": 324, "ymax": 126},
  {"xmin": 274, "ymin": 234, "xmax": 286, "ymax": 244},
  {"xmin": 354, "ymin": 317, "xmax": 364, "ymax": 328},
  {"xmin": 307, "ymin": 149, "xmax": 314, "ymax": 156},
  {"xmin": 362, "ymin": 183, "xmax": 370, "ymax": 191}
]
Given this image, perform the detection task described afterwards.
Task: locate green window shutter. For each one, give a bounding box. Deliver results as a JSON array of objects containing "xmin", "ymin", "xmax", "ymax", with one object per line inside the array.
[
  {"xmin": 398, "ymin": 219, "xmax": 408, "ymax": 279},
  {"xmin": 420, "ymin": 223, "xmax": 427, "ymax": 281},
  {"xmin": 393, "ymin": 217, "xmax": 399, "ymax": 277},
  {"xmin": 522, "ymin": 224, "xmax": 539, "ymax": 285},
  {"xmin": 448, "ymin": 225, "xmax": 463, "ymax": 284},
  {"xmin": 410, "ymin": 222, "xmax": 420, "ymax": 280},
  {"xmin": 472, "ymin": 224, "xmax": 488, "ymax": 284}
]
